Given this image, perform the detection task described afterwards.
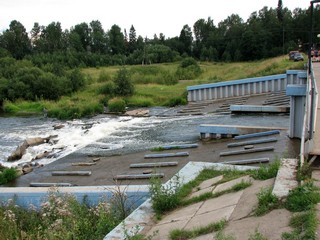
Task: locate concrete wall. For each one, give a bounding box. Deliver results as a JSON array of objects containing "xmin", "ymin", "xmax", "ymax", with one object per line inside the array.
[{"xmin": 187, "ymin": 70, "xmax": 307, "ymax": 102}]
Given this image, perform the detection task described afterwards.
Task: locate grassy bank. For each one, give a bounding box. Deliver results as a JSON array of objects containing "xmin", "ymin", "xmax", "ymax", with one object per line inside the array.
[{"xmin": 3, "ymin": 56, "xmax": 305, "ymax": 119}]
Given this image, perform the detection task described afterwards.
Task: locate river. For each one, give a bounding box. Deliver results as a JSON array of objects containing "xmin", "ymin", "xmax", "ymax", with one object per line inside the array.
[{"xmin": 0, "ymin": 109, "xmax": 290, "ymax": 168}]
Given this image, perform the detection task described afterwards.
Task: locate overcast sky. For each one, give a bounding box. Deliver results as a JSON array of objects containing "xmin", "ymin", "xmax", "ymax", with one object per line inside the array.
[{"xmin": 0, "ymin": 0, "xmax": 310, "ymax": 38}]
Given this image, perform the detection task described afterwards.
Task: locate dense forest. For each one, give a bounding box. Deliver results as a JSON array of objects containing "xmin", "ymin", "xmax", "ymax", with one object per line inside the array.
[{"xmin": 0, "ymin": 1, "xmax": 318, "ymax": 112}]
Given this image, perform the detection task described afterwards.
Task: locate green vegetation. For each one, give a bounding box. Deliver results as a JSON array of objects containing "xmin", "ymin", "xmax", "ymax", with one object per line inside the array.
[
  {"xmin": 169, "ymin": 219, "xmax": 226, "ymax": 240},
  {"xmin": 0, "ymin": 167, "xmax": 18, "ymax": 185},
  {"xmin": 181, "ymin": 180, "xmax": 252, "ymax": 207},
  {"xmin": 0, "ymin": 186, "xmax": 135, "ymax": 239},
  {"xmin": 251, "ymin": 159, "xmax": 281, "ymax": 180},
  {"xmin": 254, "ymin": 187, "xmax": 281, "ymax": 216},
  {"xmin": 282, "ymin": 209, "xmax": 318, "ymax": 240},
  {"xmin": 1, "ymin": 56, "xmax": 304, "ymax": 119},
  {"xmin": 108, "ymin": 98, "xmax": 126, "ymax": 113},
  {"xmin": 249, "ymin": 229, "xmax": 268, "ymax": 240},
  {"xmin": 285, "ymin": 182, "xmax": 320, "ymax": 212},
  {"xmin": 149, "ymin": 176, "xmax": 181, "ymax": 217}
]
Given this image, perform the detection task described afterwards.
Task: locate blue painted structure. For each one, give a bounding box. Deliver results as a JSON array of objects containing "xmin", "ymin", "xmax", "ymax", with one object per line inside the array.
[
  {"xmin": 0, "ymin": 186, "xmax": 149, "ymax": 209},
  {"xmin": 198, "ymin": 124, "xmax": 282, "ymax": 139},
  {"xmin": 234, "ymin": 130, "xmax": 281, "ymax": 140},
  {"xmin": 187, "ymin": 70, "xmax": 307, "ymax": 102},
  {"xmin": 159, "ymin": 143, "xmax": 198, "ymax": 150}
]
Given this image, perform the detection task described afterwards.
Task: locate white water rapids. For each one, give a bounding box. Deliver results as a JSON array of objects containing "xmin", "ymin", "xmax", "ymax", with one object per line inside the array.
[{"xmin": 0, "ymin": 112, "xmax": 290, "ymax": 168}]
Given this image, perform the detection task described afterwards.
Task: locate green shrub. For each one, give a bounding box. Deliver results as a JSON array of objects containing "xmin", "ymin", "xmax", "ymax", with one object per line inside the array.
[
  {"xmin": 282, "ymin": 209, "xmax": 317, "ymax": 240},
  {"xmin": 127, "ymin": 96, "xmax": 154, "ymax": 107},
  {"xmin": 255, "ymin": 187, "xmax": 280, "ymax": 216},
  {"xmin": 251, "ymin": 160, "xmax": 280, "ymax": 180},
  {"xmin": 0, "ymin": 168, "xmax": 18, "ymax": 185},
  {"xmin": 114, "ymin": 67, "xmax": 134, "ymax": 96},
  {"xmin": 3, "ymin": 101, "xmax": 20, "ymax": 113},
  {"xmin": 149, "ymin": 176, "xmax": 181, "ymax": 217},
  {"xmin": 108, "ymin": 98, "xmax": 126, "ymax": 113},
  {"xmin": 99, "ymin": 81, "xmax": 116, "ymax": 95},
  {"xmin": 165, "ymin": 96, "xmax": 187, "ymax": 107},
  {"xmin": 285, "ymin": 183, "xmax": 320, "ymax": 212},
  {"xmin": 180, "ymin": 57, "xmax": 198, "ymax": 68}
]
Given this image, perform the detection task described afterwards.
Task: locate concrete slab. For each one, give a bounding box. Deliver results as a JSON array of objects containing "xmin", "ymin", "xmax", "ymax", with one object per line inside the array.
[
  {"xmin": 312, "ymin": 170, "xmax": 320, "ymax": 188},
  {"xmin": 198, "ymin": 175, "xmax": 223, "ymax": 190},
  {"xmin": 272, "ymin": 158, "xmax": 298, "ymax": 199},
  {"xmin": 193, "ymin": 233, "xmax": 214, "ymax": 240},
  {"xmin": 158, "ymin": 202, "xmax": 203, "ymax": 224},
  {"xmin": 197, "ymin": 191, "xmax": 243, "ymax": 215},
  {"xmin": 188, "ymin": 187, "xmax": 214, "ymax": 199},
  {"xmin": 224, "ymin": 209, "xmax": 292, "ymax": 240},
  {"xmin": 229, "ymin": 178, "xmax": 275, "ymax": 221},
  {"xmin": 146, "ymin": 219, "xmax": 189, "ymax": 240},
  {"xmin": 184, "ymin": 205, "xmax": 235, "ymax": 230},
  {"xmin": 212, "ymin": 176, "xmax": 251, "ymax": 193}
]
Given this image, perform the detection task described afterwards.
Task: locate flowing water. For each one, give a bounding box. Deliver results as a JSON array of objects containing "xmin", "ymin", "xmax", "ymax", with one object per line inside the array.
[{"xmin": 0, "ymin": 110, "xmax": 290, "ymax": 168}]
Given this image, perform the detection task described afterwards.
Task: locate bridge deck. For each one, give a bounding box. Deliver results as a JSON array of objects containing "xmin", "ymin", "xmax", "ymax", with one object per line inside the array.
[{"xmin": 310, "ymin": 62, "xmax": 320, "ymax": 155}]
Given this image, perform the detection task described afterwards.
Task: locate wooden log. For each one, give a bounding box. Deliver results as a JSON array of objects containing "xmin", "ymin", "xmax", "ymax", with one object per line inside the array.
[
  {"xmin": 92, "ymin": 158, "xmax": 100, "ymax": 162},
  {"xmin": 144, "ymin": 152, "xmax": 189, "ymax": 159},
  {"xmin": 160, "ymin": 144, "xmax": 198, "ymax": 150},
  {"xmin": 130, "ymin": 162, "xmax": 178, "ymax": 168},
  {"xmin": 220, "ymin": 146, "xmax": 274, "ymax": 157},
  {"xmin": 227, "ymin": 138, "xmax": 278, "ymax": 148},
  {"xmin": 52, "ymin": 171, "xmax": 91, "ymax": 176},
  {"xmin": 114, "ymin": 173, "xmax": 164, "ymax": 180},
  {"xmin": 223, "ymin": 157, "xmax": 270, "ymax": 165},
  {"xmin": 30, "ymin": 182, "xmax": 73, "ymax": 187},
  {"xmin": 71, "ymin": 162, "xmax": 96, "ymax": 166},
  {"xmin": 234, "ymin": 130, "xmax": 280, "ymax": 140}
]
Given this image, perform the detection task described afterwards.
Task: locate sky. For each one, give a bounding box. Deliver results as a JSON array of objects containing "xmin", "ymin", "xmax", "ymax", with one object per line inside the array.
[{"xmin": 0, "ymin": 0, "xmax": 311, "ymax": 38}]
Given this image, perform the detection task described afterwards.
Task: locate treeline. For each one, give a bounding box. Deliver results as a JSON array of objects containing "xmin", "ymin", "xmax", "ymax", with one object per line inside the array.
[
  {"xmin": 0, "ymin": 2, "xmax": 317, "ymax": 111},
  {"xmin": 0, "ymin": 4, "xmax": 318, "ymax": 66}
]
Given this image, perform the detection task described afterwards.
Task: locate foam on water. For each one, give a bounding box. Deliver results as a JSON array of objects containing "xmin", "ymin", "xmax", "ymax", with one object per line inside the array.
[{"xmin": 0, "ymin": 113, "xmax": 290, "ymax": 168}]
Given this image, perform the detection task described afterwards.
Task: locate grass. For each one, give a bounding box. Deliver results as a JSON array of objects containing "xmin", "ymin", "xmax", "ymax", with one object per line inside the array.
[
  {"xmin": 282, "ymin": 209, "xmax": 318, "ymax": 240},
  {"xmin": 254, "ymin": 187, "xmax": 281, "ymax": 216},
  {"xmin": 3, "ymin": 56, "xmax": 305, "ymax": 119},
  {"xmin": 169, "ymin": 219, "xmax": 227, "ymax": 240}
]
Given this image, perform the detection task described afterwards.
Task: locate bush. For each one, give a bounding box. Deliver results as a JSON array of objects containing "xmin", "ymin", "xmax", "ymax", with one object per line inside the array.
[
  {"xmin": 255, "ymin": 187, "xmax": 280, "ymax": 216},
  {"xmin": 126, "ymin": 96, "xmax": 154, "ymax": 107},
  {"xmin": 108, "ymin": 98, "xmax": 126, "ymax": 113},
  {"xmin": 149, "ymin": 176, "xmax": 181, "ymax": 217},
  {"xmin": 99, "ymin": 81, "xmax": 116, "ymax": 95},
  {"xmin": 0, "ymin": 168, "xmax": 18, "ymax": 185},
  {"xmin": 285, "ymin": 183, "xmax": 320, "ymax": 212},
  {"xmin": 114, "ymin": 67, "xmax": 134, "ymax": 96},
  {"xmin": 165, "ymin": 96, "xmax": 187, "ymax": 107},
  {"xmin": 251, "ymin": 160, "xmax": 280, "ymax": 180}
]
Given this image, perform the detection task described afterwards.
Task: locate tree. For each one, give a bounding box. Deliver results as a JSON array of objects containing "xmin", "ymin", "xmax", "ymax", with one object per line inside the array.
[
  {"xmin": 277, "ymin": 0, "xmax": 284, "ymax": 23},
  {"xmin": 71, "ymin": 23, "xmax": 91, "ymax": 52},
  {"xmin": 0, "ymin": 20, "xmax": 31, "ymax": 59},
  {"xmin": 39, "ymin": 22, "xmax": 64, "ymax": 53},
  {"xmin": 90, "ymin": 20, "xmax": 106, "ymax": 53},
  {"xmin": 179, "ymin": 25, "xmax": 193, "ymax": 55},
  {"xmin": 114, "ymin": 67, "xmax": 134, "ymax": 96},
  {"xmin": 128, "ymin": 25, "xmax": 137, "ymax": 53},
  {"xmin": 30, "ymin": 22, "xmax": 42, "ymax": 50},
  {"xmin": 107, "ymin": 25, "xmax": 125, "ymax": 55}
]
